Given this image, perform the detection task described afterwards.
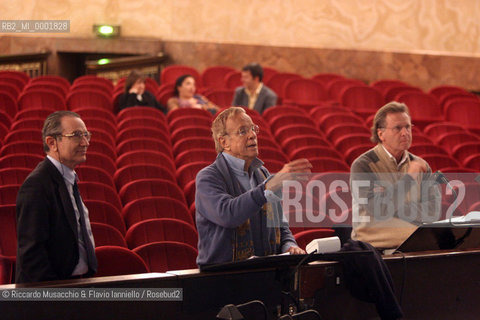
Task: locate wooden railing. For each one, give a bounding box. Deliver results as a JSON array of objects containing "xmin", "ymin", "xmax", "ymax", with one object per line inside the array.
[
  {"xmin": 85, "ymin": 54, "xmax": 168, "ymax": 84},
  {"xmin": 0, "ymin": 51, "xmax": 50, "ymax": 77},
  {"xmin": 2, "ymin": 249, "xmax": 480, "ymax": 319}
]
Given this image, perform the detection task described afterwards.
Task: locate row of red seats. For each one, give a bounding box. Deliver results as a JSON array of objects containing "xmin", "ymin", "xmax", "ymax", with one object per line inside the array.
[
  {"xmin": 0, "ymin": 113, "xmax": 203, "ymax": 283},
  {"xmin": 0, "ymin": 103, "xmax": 342, "ymax": 282},
  {"xmin": 2, "ymin": 69, "xmax": 479, "ymax": 131},
  {"xmin": 0, "ymin": 73, "xmax": 116, "ymax": 124},
  {"xmin": 157, "ymin": 65, "xmax": 479, "ymax": 128},
  {"xmin": 0, "ymin": 106, "xmax": 206, "ymax": 284},
  {"xmin": 1, "ymin": 70, "xmax": 479, "ymax": 283},
  {"xmin": 3, "ymin": 68, "xmax": 478, "ymax": 108},
  {"xmin": 0, "ymin": 106, "xmax": 476, "ymax": 251},
  {"xmin": 0, "ymin": 202, "xmax": 198, "ymax": 282},
  {"xmin": 261, "ymin": 104, "xmax": 480, "ymax": 171},
  {"xmin": 2, "ymin": 103, "xmax": 479, "ymax": 194},
  {"xmin": 0, "ymin": 107, "xmax": 207, "ymax": 249},
  {"xmin": 94, "ymin": 228, "xmax": 341, "ymax": 277},
  {"xmin": 1, "ymin": 99, "xmax": 479, "ymax": 177}
]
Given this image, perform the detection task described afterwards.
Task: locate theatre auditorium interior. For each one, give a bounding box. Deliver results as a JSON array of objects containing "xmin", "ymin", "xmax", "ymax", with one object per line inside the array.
[{"xmin": 1, "ymin": 1, "xmax": 480, "ymax": 319}]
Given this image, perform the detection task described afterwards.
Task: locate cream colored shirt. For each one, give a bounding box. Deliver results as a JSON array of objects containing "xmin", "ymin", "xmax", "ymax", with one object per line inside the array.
[{"xmin": 245, "ymin": 83, "xmax": 263, "ymax": 110}]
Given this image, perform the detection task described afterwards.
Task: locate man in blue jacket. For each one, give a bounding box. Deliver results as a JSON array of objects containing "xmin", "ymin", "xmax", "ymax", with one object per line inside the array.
[{"xmin": 195, "ymin": 107, "xmax": 310, "ymax": 266}]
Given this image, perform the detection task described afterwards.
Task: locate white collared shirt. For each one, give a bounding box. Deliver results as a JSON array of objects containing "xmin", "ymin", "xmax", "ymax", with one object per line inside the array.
[
  {"xmin": 380, "ymin": 144, "xmax": 408, "ymax": 169},
  {"xmin": 47, "ymin": 155, "xmax": 95, "ymax": 276}
]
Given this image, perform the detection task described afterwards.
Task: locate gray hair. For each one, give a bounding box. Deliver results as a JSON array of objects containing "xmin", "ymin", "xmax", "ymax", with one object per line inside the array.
[
  {"xmin": 211, "ymin": 107, "xmax": 247, "ymax": 153},
  {"xmin": 42, "ymin": 111, "xmax": 80, "ymax": 152}
]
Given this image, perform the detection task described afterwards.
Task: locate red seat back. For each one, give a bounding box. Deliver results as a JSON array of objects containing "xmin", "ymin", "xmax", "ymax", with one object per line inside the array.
[
  {"xmin": 161, "ymin": 65, "xmax": 201, "ymax": 86},
  {"xmin": 67, "ymin": 89, "xmax": 113, "ymax": 111},
  {"xmin": 84, "ymin": 199, "xmax": 126, "ymax": 235},
  {"xmin": 116, "ymin": 150, "xmax": 176, "ymax": 172},
  {"xmin": 266, "ymin": 73, "xmax": 302, "ymax": 99},
  {"xmin": 117, "ymin": 106, "xmax": 166, "ymax": 123},
  {"xmin": 201, "ymin": 66, "xmax": 236, "ymax": 88},
  {"xmin": 17, "ymin": 89, "xmax": 66, "ymax": 111},
  {"xmin": 444, "ymin": 99, "xmax": 480, "ymax": 130},
  {"xmin": 126, "ymin": 218, "xmax": 198, "ymax": 249},
  {"xmin": 312, "ymin": 73, "xmax": 345, "ymax": 87},
  {"xmin": 175, "ymin": 148, "xmax": 217, "ymax": 167},
  {"xmin": 0, "ymin": 205, "xmax": 17, "ymax": 257},
  {"xmin": 119, "ymin": 179, "xmax": 186, "ymax": 206},
  {"xmin": 205, "ymin": 89, "xmax": 234, "ymax": 107},
  {"xmin": 94, "ymin": 246, "xmax": 149, "ymax": 277},
  {"xmin": 283, "ymin": 79, "xmax": 328, "ymax": 103},
  {"xmin": 133, "ymin": 241, "xmax": 197, "ymax": 272},
  {"xmin": 340, "ymin": 86, "xmax": 384, "ymax": 117},
  {"xmin": 0, "ymin": 168, "xmax": 31, "ymax": 185},
  {"xmin": 0, "ymin": 154, "xmax": 43, "ymax": 169},
  {"xmin": 114, "ymin": 164, "xmax": 176, "ymax": 190},
  {"xmin": 176, "ymin": 162, "xmax": 210, "ymax": 188},
  {"xmin": 0, "ymin": 91, "xmax": 18, "ymax": 120},
  {"xmin": 78, "ymin": 181, "xmax": 122, "ymax": 211},
  {"xmin": 91, "ymin": 222, "xmax": 127, "ymax": 247},
  {"xmin": 0, "ymin": 141, "xmax": 43, "ymax": 157},
  {"xmin": 224, "ymin": 71, "xmax": 242, "ymax": 89},
  {"xmin": 76, "ymin": 166, "xmax": 116, "ymax": 188},
  {"xmin": 122, "ymin": 196, "xmax": 193, "ymax": 228}
]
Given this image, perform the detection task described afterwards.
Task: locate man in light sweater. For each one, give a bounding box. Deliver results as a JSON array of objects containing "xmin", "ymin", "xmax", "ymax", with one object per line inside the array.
[
  {"xmin": 195, "ymin": 107, "xmax": 310, "ymax": 266},
  {"xmin": 350, "ymin": 102, "xmax": 441, "ymax": 249}
]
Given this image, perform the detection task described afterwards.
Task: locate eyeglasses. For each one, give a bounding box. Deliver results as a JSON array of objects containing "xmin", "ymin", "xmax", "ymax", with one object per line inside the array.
[
  {"xmin": 381, "ymin": 124, "xmax": 414, "ymax": 134},
  {"xmin": 57, "ymin": 131, "xmax": 92, "ymax": 142},
  {"xmin": 226, "ymin": 125, "xmax": 260, "ymax": 137}
]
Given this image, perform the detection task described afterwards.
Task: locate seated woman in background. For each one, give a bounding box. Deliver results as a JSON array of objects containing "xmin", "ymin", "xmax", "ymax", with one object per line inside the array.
[
  {"xmin": 118, "ymin": 69, "xmax": 166, "ymax": 112},
  {"xmin": 167, "ymin": 74, "xmax": 219, "ymax": 114}
]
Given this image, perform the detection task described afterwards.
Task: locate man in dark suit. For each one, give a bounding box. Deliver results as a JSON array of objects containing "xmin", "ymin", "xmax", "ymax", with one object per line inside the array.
[
  {"xmin": 16, "ymin": 111, "xmax": 97, "ymax": 283},
  {"xmin": 232, "ymin": 63, "xmax": 277, "ymax": 114}
]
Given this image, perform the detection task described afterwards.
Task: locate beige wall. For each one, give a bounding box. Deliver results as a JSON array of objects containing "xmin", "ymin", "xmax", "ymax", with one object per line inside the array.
[{"xmin": 1, "ymin": 0, "xmax": 480, "ymax": 55}]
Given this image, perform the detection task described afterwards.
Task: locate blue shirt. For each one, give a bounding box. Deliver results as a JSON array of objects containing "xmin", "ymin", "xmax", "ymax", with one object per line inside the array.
[{"xmin": 195, "ymin": 153, "xmax": 297, "ymax": 265}]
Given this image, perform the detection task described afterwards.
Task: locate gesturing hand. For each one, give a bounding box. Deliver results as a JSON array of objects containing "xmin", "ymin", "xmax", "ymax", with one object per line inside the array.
[
  {"xmin": 407, "ymin": 160, "xmax": 427, "ymax": 180},
  {"xmin": 265, "ymin": 158, "xmax": 312, "ymax": 192}
]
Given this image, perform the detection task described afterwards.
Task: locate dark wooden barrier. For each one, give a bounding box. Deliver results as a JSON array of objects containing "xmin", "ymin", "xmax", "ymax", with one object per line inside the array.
[
  {"xmin": 0, "ymin": 52, "xmax": 50, "ymax": 77},
  {"xmin": 85, "ymin": 54, "xmax": 168, "ymax": 84},
  {"xmin": 1, "ymin": 249, "xmax": 480, "ymax": 319}
]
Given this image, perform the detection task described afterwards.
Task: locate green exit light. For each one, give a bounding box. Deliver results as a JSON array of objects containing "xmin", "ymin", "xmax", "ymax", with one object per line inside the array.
[
  {"xmin": 93, "ymin": 24, "xmax": 121, "ymax": 38},
  {"xmin": 97, "ymin": 58, "xmax": 110, "ymax": 65},
  {"xmin": 99, "ymin": 25, "xmax": 114, "ymax": 35}
]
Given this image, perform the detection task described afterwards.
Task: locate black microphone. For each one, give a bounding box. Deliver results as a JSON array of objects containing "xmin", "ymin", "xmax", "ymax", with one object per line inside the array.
[
  {"xmin": 432, "ymin": 170, "xmax": 458, "ymax": 201},
  {"xmin": 432, "ymin": 171, "xmax": 460, "ymax": 226},
  {"xmin": 435, "ymin": 173, "xmax": 480, "ymax": 227}
]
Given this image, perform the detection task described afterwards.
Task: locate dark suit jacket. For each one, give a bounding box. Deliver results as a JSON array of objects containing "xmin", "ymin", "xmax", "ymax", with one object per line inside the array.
[
  {"xmin": 16, "ymin": 158, "xmax": 82, "ymax": 283},
  {"xmin": 232, "ymin": 84, "xmax": 278, "ymax": 114},
  {"xmin": 117, "ymin": 91, "xmax": 166, "ymax": 113}
]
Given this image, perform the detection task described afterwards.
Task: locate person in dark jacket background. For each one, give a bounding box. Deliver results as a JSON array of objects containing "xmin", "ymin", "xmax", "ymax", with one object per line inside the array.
[{"xmin": 118, "ymin": 69, "xmax": 165, "ymax": 112}]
